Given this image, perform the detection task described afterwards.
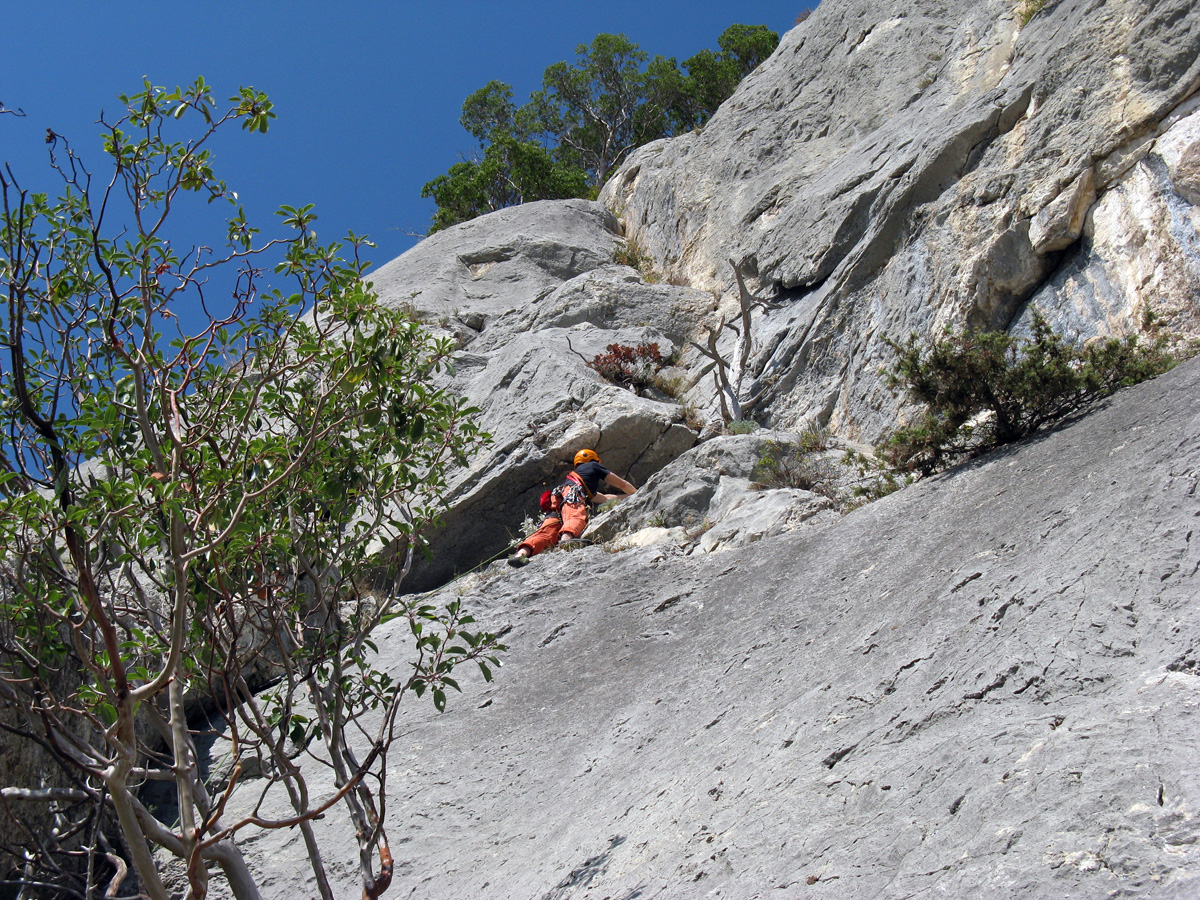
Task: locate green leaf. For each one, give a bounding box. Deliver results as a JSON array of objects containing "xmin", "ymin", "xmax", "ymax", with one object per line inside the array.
[{"xmin": 96, "ymin": 703, "xmax": 118, "ymax": 727}]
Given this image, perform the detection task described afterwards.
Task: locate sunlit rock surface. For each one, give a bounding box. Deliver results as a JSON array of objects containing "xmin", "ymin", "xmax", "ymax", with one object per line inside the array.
[
  {"xmin": 601, "ymin": 0, "xmax": 1200, "ymax": 439},
  {"xmin": 197, "ymin": 1, "xmax": 1200, "ymax": 896},
  {"xmin": 219, "ymin": 351, "xmax": 1200, "ymax": 900},
  {"xmin": 366, "ymin": 200, "xmax": 705, "ymax": 589}
]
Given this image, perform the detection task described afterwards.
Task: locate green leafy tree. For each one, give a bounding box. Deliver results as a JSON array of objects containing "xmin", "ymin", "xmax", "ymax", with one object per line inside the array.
[
  {"xmin": 421, "ymin": 79, "xmax": 590, "ymax": 234},
  {"xmin": 525, "ymin": 26, "xmax": 779, "ymax": 180},
  {"xmin": 423, "ymin": 24, "xmax": 778, "ymax": 231},
  {"xmin": 0, "ymin": 79, "xmax": 499, "ymax": 900},
  {"xmin": 673, "ymin": 24, "xmax": 780, "ymax": 130},
  {"xmin": 459, "ymin": 79, "xmax": 525, "ymax": 144},
  {"xmin": 528, "ymin": 32, "xmax": 682, "ymax": 187},
  {"xmin": 880, "ymin": 312, "xmax": 1177, "ymax": 476},
  {"xmin": 421, "ymin": 134, "xmax": 589, "ymax": 234}
]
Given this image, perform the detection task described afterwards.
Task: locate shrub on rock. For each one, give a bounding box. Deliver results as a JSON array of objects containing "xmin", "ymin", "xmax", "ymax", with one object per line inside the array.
[
  {"xmin": 590, "ymin": 342, "xmax": 667, "ymax": 393},
  {"xmin": 880, "ymin": 312, "xmax": 1176, "ymax": 476}
]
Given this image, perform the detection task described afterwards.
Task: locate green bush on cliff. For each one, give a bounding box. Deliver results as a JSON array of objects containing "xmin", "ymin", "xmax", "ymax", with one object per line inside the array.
[
  {"xmin": 751, "ymin": 437, "xmax": 839, "ymax": 500},
  {"xmin": 879, "ymin": 311, "xmax": 1176, "ymax": 476}
]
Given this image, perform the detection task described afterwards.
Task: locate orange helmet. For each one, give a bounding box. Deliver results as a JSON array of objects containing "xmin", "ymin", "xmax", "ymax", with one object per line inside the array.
[{"xmin": 574, "ymin": 449, "xmax": 601, "ymax": 467}]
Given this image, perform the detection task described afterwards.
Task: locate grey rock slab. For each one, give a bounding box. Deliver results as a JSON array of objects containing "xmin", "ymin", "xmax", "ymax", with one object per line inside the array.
[
  {"xmin": 523, "ymin": 265, "xmax": 716, "ymax": 347},
  {"xmin": 210, "ymin": 337, "xmax": 1200, "ymax": 899}
]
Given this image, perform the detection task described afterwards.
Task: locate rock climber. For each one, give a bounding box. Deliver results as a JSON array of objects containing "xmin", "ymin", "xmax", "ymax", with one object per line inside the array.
[{"xmin": 508, "ymin": 449, "xmax": 637, "ymax": 566}]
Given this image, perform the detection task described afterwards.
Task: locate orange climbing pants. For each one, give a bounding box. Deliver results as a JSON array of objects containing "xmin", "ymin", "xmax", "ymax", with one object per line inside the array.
[{"xmin": 516, "ymin": 501, "xmax": 588, "ymax": 556}]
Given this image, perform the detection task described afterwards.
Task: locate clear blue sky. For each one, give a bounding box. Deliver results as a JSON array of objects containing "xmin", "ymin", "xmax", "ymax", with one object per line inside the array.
[{"xmin": 2, "ymin": 2, "xmax": 813, "ymax": 275}]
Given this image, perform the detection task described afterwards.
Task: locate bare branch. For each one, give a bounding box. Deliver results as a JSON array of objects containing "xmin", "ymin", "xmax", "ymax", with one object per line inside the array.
[
  {"xmin": 564, "ymin": 335, "xmax": 594, "ymax": 367},
  {"xmin": 1, "ymin": 787, "xmax": 95, "ymax": 803}
]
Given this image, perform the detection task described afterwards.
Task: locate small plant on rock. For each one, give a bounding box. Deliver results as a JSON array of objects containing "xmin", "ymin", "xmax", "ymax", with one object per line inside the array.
[
  {"xmin": 680, "ymin": 401, "xmax": 708, "ymax": 433},
  {"xmin": 797, "ymin": 423, "xmax": 830, "ymax": 453},
  {"xmin": 880, "ymin": 310, "xmax": 1176, "ymax": 477},
  {"xmin": 651, "ymin": 372, "xmax": 687, "ymax": 399},
  {"xmin": 841, "ymin": 447, "xmax": 909, "ymax": 505},
  {"xmin": 590, "ymin": 342, "xmax": 666, "ymax": 393},
  {"xmin": 751, "ymin": 440, "xmax": 838, "ymax": 500},
  {"xmin": 1017, "ymin": 0, "xmax": 1047, "ymax": 26},
  {"xmin": 614, "ymin": 237, "xmax": 660, "ymax": 283}
]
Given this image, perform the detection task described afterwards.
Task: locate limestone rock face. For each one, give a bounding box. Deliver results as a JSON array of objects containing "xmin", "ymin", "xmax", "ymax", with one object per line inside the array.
[
  {"xmin": 100, "ymin": 3, "xmax": 1200, "ymax": 894},
  {"xmin": 1015, "ymin": 98, "xmax": 1200, "ymax": 344},
  {"xmin": 211, "ymin": 342, "xmax": 1200, "ymax": 900},
  {"xmin": 365, "ymin": 199, "xmax": 707, "ymax": 589},
  {"xmin": 600, "ymin": 0, "xmax": 1200, "ymax": 440},
  {"xmin": 367, "ymin": 199, "xmax": 621, "ymax": 320}
]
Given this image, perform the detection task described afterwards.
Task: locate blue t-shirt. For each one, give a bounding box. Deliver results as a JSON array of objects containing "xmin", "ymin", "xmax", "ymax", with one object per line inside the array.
[{"xmin": 573, "ymin": 461, "xmax": 611, "ymax": 497}]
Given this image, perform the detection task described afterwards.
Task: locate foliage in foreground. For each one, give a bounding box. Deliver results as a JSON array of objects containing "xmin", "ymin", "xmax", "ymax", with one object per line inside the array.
[
  {"xmin": 880, "ymin": 312, "xmax": 1176, "ymax": 476},
  {"xmin": 0, "ymin": 79, "xmax": 498, "ymax": 900},
  {"xmin": 422, "ymin": 24, "xmax": 780, "ymax": 232}
]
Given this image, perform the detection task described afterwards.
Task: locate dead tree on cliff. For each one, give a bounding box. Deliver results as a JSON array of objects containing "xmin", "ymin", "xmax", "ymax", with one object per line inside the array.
[{"xmin": 688, "ymin": 259, "xmax": 779, "ymax": 424}]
